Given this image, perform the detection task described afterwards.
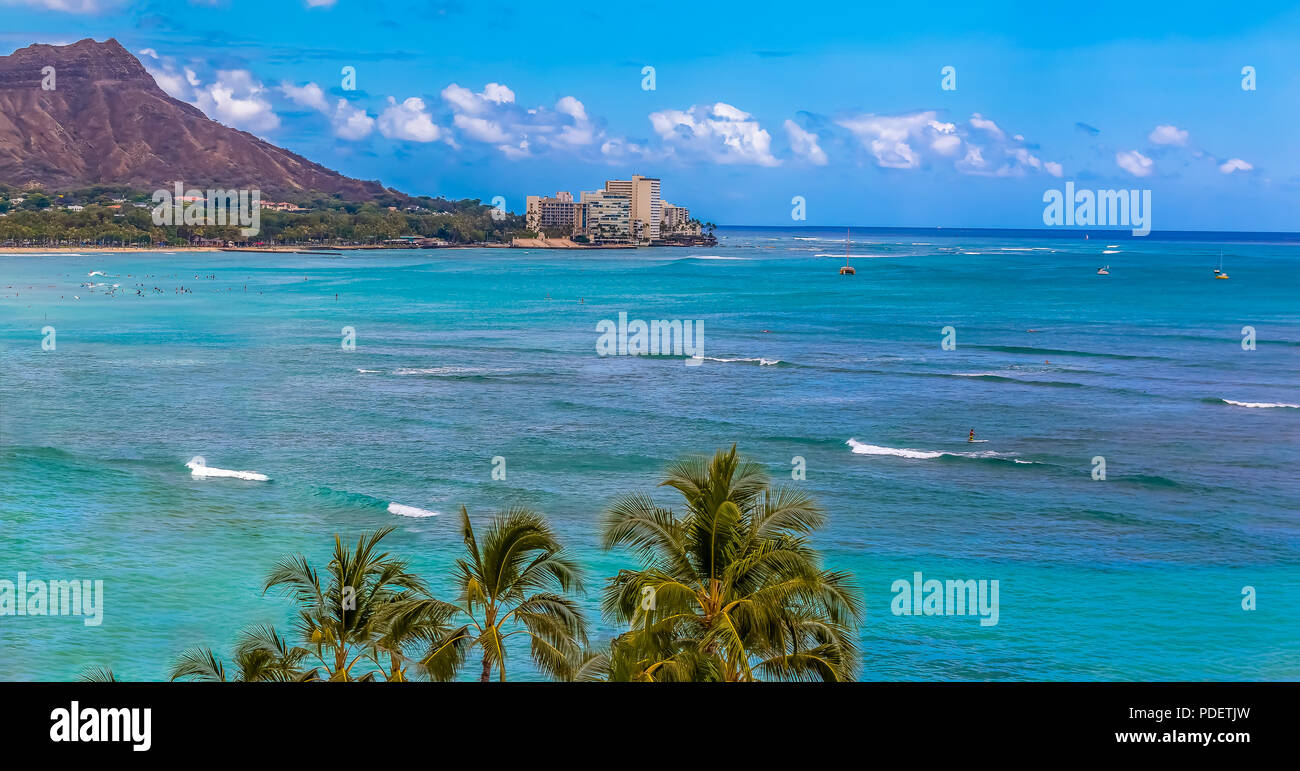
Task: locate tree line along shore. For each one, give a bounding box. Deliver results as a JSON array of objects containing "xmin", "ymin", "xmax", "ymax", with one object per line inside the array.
[
  {"xmin": 0, "ymin": 185, "xmax": 717, "ymax": 250},
  {"xmin": 0, "ymin": 185, "xmax": 527, "ymax": 248}
]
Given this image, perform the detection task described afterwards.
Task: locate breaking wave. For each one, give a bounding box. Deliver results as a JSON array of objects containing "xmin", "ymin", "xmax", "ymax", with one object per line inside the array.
[
  {"xmin": 1220, "ymin": 399, "xmax": 1299, "ymax": 409},
  {"xmin": 845, "ymin": 438, "xmax": 1035, "ymax": 463},
  {"xmin": 185, "ymin": 457, "xmax": 268, "ymax": 481},
  {"xmin": 691, "ymin": 356, "xmax": 782, "ymax": 366},
  {"xmin": 387, "ymin": 502, "xmax": 440, "ymax": 518}
]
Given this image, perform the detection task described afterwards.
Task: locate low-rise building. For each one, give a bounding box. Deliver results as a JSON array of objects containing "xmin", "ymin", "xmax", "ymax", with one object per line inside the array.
[{"xmin": 661, "ymin": 202, "xmax": 695, "ymax": 234}]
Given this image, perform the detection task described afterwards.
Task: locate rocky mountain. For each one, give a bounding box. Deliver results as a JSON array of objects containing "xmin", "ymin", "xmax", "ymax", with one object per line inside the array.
[{"xmin": 0, "ymin": 38, "xmax": 394, "ymax": 200}]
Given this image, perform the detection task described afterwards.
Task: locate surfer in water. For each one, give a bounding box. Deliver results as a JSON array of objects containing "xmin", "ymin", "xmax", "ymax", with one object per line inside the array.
[{"xmin": 969, "ymin": 428, "xmax": 976, "ymax": 443}]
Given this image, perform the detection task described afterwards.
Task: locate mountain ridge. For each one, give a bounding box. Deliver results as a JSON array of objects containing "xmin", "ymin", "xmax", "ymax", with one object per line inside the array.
[{"xmin": 0, "ymin": 38, "xmax": 399, "ymax": 201}]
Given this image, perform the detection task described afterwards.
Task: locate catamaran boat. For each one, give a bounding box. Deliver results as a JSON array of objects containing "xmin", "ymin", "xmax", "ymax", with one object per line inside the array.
[
  {"xmin": 840, "ymin": 228, "xmax": 855, "ymax": 275},
  {"xmin": 1214, "ymin": 252, "xmax": 1230, "ymax": 279}
]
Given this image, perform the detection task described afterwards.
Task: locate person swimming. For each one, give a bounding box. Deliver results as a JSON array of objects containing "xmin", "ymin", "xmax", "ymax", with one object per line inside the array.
[{"xmin": 969, "ymin": 428, "xmax": 975, "ymax": 442}]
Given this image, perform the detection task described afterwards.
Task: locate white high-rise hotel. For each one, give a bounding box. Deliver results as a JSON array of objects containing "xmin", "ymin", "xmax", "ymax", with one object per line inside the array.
[{"xmin": 525, "ymin": 175, "xmax": 696, "ymax": 244}]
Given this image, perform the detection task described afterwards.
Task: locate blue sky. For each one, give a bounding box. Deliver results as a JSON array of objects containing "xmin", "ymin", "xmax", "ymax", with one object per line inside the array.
[{"xmin": 4, "ymin": 0, "xmax": 1299, "ymax": 230}]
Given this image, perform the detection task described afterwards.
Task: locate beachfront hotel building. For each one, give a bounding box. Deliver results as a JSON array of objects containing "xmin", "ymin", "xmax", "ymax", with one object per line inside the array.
[
  {"xmin": 579, "ymin": 190, "xmax": 633, "ymax": 243},
  {"xmin": 660, "ymin": 202, "xmax": 691, "ymax": 234},
  {"xmin": 525, "ymin": 174, "xmax": 695, "ymax": 244},
  {"xmin": 603, "ymin": 175, "xmax": 661, "ymax": 241},
  {"xmin": 525, "ymin": 191, "xmax": 586, "ymax": 235}
]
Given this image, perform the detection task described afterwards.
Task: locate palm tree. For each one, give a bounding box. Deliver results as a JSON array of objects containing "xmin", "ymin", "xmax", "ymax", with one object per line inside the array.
[
  {"xmin": 79, "ymin": 666, "xmax": 119, "ymax": 682},
  {"xmin": 601, "ymin": 445, "xmax": 862, "ymax": 681},
  {"xmin": 419, "ymin": 506, "xmax": 587, "ymax": 682},
  {"xmin": 565, "ymin": 627, "xmax": 716, "ymax": 682},
  {"xmin": 169, "ymin": 625, "xmax": 311, "ymax": 682},
  {"xmin": 263, "ymin": 526, "xmax": 460, "ymax": 681}
]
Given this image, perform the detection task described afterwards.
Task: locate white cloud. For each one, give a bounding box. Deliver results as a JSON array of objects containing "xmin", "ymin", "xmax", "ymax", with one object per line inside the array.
[
  {"xmin": 1006, "ymin": 147, "xmax": 1042, "ymax": 172},
  {"xmin": 783, "ymin": 119, "xmax": 827, "ymax": 165},
  {"xmin": 280, "ymin": 81, "xmax": 329, "ymax": 113},
  {"xmin": 440, "ymin": 84, "xmax": 479, "ymax": 115},
  {"xmin": 439, "ymin": 83, "xmax": 602, "ymax": 158},
  {"xmin": 1116, "ymin": 149, "xmax": 1154, "ymax": 177},
  {"xmin": 553, "ymin": 96, "xmax": 597, "ymax": 146},
  {"xmin": 1219, "ymin": 158, "xmax": 1253, "ymax": 174},
  {"xmin": 191, "ymin": 70, "xmax": 280, "ymax": 133},
  {"xmin": 500, "ymin": 138, "xmax": 530, "ymax": 159},
  {"xmin": 649, "ymin": 103, "xmax": 779, "ymax": 166},
  {"xmin": 955, "ymin": 145, "xmax": 986, "ymax": 173},
  {"xmin": 600, "ymin": 137, "xmax": 649, "ymax": 161},
  {"xmin": 305, "ymin": 0, "xmax": 337, "ymax": 7},
  {"xmin": 1044, "ymin": 161, "xmax": 1064, "ymax": 177},
  {"xmin": 481, "ymin": 83, "xmax": 516, "ymax": 105},
  {"xmin": 277, "ymin": 80, "xmax": 375, "ymax": 140},
  {"xmin": 332, "ymin": 99, "xmax": 375, "ymax": 140},
  {"xmin": 5, "ymin": 0, "xmax": 110, "ymax": 12},
  {"xmin": 452, "ymin": 114, "xmax": 510, "ymax": 144},
  {"xmin": 139, "ymin": 54, "xmax": 279, "ymax": 134},
  {"xmin": 838, "ymin": 112, "xmax": 938, "ymax": 169},
  {"xmin": 837, "ymin": 110, "xmax": 1054, "ymax": 177},
  {"xmin": 378, "ymin": 96, "xmax": 442, "ymax": 142},
  {"xmin": 1149, "ymin": 124, "xmax": 1189, "ymax": 146},
  {"xmin": 969, "ymin": 113, "xmax": 1005, "ymax": 139},
  {"xmin": 149, "ymin": 68, "xmax": 189, "ymax": 99},
  {"xmin": 930, "ymin": 125, "xmax": 961, "ymax": 155},
  {"xmin": 440, "ymin": 82, "xmax": 515, "ymax": 115}
]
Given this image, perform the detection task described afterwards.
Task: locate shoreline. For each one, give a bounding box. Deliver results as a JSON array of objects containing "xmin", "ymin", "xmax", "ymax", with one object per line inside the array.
[
  {"xmin": 0, "ymin": 246, "xmax": 223, "ymax": 254},
  {"xmin": 0, "ymin": 240, "xmax": 710, "ymax": 255}
]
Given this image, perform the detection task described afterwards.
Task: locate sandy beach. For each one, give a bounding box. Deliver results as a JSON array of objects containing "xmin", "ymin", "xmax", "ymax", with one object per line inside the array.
[{"xmin": 0, "ymin": 246, "xmax": 223, "ymax": 254}]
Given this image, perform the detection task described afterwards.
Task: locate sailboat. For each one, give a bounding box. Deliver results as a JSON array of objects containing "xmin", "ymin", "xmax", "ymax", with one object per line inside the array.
[
  {"xmin": 1214, "ymin": 252, "xmax": 1230, "ymax": 279},
  {"xmin": 840, "ymin": 228, "xmax": 855, "ymax": 275}
]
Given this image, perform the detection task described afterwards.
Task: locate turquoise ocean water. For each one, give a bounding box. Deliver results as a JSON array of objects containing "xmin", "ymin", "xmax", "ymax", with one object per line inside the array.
[{"xmin": 1, "ymin": 227, "xmax": 1297, "ymax": 680}]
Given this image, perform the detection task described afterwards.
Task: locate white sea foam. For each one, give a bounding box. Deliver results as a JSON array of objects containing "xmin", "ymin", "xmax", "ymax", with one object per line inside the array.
[
  {"xmin": 815, "ymin": 252, "xmax": 890, "ymax": 258},
  {"xmin": 87, "ymin": 270, "xmax": 107, "ymax": 277},
  {"xmin": 356, "ymin": 368, "xmax": 381, "ymax": 373},
  {"xmin": 692, "ymin": 356, "xmax": 781, "ymax": 366},
  {"xmin": 393, "ymin": 366, "xmax": 481, "ymax": 376},
  {"xmin": 1102, "ymin": 249, "xmax": 1120, "ymax": 254},
  {"xmin": 847, "ymin": 440, "xmax": 944, "ymax": 459},
  {"xmin": 1222, "ymin": 399, "xmax": 1299, "ymax": 409},
  {"xmin": 186, "ymin": 457, "xmax": 268, "ymax": 481},
  {"xmin": 387, "ymin": 502, "xmax": 439, "ymax": 518},
  {"xmin": 846, "ymin": 438, "xmax": 1024, "ymax": 461}
]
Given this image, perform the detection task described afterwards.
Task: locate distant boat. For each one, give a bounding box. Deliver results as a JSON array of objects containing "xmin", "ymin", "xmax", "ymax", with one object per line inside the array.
[
  {"xmin": 1214, "ymin": 252, "xmax": 1230, "ymax": 279},
  {"xmin": 1096, "ymin": 265, "xmax": 1110, "ymax": 275},
  {"xmin": 840, "ymin": 228, "xmax": 855, "ymax": 275}
]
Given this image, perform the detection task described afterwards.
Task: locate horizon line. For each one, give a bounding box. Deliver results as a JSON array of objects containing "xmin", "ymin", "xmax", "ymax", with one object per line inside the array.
[{"xmin": 712, "ymin": 225, "xmax": 1300, "ymax": 240}]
